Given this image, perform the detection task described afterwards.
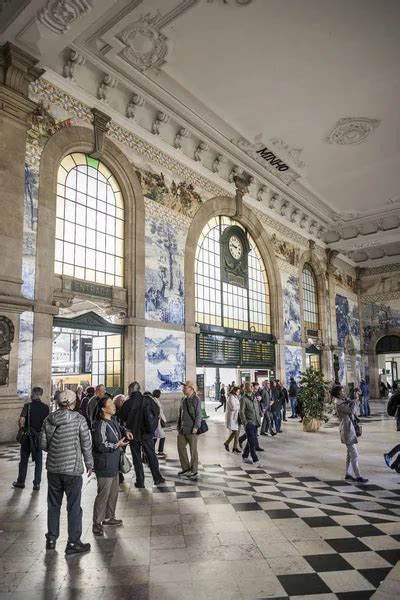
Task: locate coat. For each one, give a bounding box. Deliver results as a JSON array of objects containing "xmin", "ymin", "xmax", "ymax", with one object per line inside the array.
[
  {"xmin": 92, "ymin": 417, "xmax": 123, "ymax": 477},
  {"xmin": 120, "ymin": 391, "xmax": 157, "ymax": 442},
  {"xmin": 177, "ymin": 393, "xmax": 201, "ymax": 435},
  {"xmin": 240, "ymin": 393, "xmax": 262, "ymax": 427},
  {"xmin": 337, "ymin": 399, "xmax": 358, "ymax": 445},
  {"xmin": 225, "ymin": 394, "xmax": 240, "ymax": 431},
  {"xmin": 40, "ymin": 408, "xmax": 93, "ymax": 475}
]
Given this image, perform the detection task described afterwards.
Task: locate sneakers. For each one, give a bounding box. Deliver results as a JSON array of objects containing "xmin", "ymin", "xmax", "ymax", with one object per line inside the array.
[
  {"xmin": 154, "ymin": 478, "xmax": 166, "ymax": 486},
  {"xmin": 355, "ymin": 477, "xmax": 369, "ymax": 484},
  {"xmin": 271, "ymin": 432, "xmax": 277, "ymax": 437},
  {"xmin": 33, "ymin": 484, "xmax": 40, "ymax": 491},
  {"xmin": 157, "ymin": 452, "xmax": 167, "ymax": 458},
  {"xmin": 254, "ymin": 462, "xmax": 263, "ymax": 468},
  {"xmin": 384, "ymin": 453, "xmax": 393, "ymax": 468},
  {"xmin": 345, "ymin": 474, "xmax": 356, "ymax": 481},
  {"xmin": 224, "ymin": 443, "xmax": 230, "ymax": 452},
  {"xmin": 65, "ymin": 541, "xmax": 91, "ymax": 555},
  {"xmin": 12, "ymin": 482, "xmax": 25, "ymax": 489},
  {"xmin": 242, "ymin": 457, "xmax": 253, "ymax": 464},
  {"xmin": 102, "ymin": 518, "xmax": 123, "ymax": 526},
  {"xmin": 178, "ymin": 469, "xmax": 190, "ymax": 477},
  {"xmin": 92, "ymin": 524, "xmax": 104, "ymax": 536},
  {"xmin": 46, "ymin": 539, "xmax": 56, "ymax": 550},
  {"xmin": 186, "ymin": 472, "xmax": 198, "ymax": 480}
]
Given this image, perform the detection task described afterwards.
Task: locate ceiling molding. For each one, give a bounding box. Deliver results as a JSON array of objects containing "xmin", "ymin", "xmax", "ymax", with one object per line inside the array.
[
  {"xmin": 327, "ymin": 117, "xmax": 381, "ymax": 145},
  {"xmin": 360, "ymin": 263, "xmax": 400, "ymax": 276}
]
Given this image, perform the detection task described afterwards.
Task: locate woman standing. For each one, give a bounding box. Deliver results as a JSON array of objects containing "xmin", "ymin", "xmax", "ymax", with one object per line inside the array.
[
  {"xmin": 153, "ymin": 389, "xmax": 167, "ymax": 457},
  {"xmin": 332, "ymin": 384, "xmax": 368, "ymax": 483},
  {"xmin": 224, "ymin": 386, "xmax": 241, "ymax": 453},
  {"xmin": 92, "ymin": 396, "xmax": 131, "ymax": 536}
]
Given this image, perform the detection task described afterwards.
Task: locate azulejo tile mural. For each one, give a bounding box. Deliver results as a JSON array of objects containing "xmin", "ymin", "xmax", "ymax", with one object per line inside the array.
[
  {"xmin": 335, "ymin": 293, "xmax": 360, "ymax": 350},
  {"xmin": 282, "ymin": 272, "xmax": 302, "ymax": 342},
  {"xmin": 284, "ymin": 345, "xmax": 303, "ymax": 384},
  {"xmin": 144, "ymin": 202, "xmax": 187, "ymax": 325},
  {"xmin": 145, "ymin": 328, "xmax": 185, "ymax": 393},
  {"xmin": 362, "ymin": 299, "xmax": 400, "ymax": 351}
]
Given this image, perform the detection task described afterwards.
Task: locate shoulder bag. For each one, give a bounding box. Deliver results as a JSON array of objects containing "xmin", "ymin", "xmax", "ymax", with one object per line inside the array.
[
  {"xmin": 353, "ymin": 414, "xmax": 362, "ymax": 437},
  {"xmin": 185, "ymin": 398, "xmax": 208, "ymax": 435},
  {"xmin": 16, "ymin": 404, "xmax": 30, "ymax": 444},
  {"xmin": 119, "ymin": 451, "xmax": 132, "ymax": 474}
]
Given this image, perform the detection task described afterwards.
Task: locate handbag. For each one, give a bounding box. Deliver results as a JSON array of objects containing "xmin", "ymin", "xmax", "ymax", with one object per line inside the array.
[
  {"xmin": 353, "ymin": 415, "xmax": 362, "ymax": 438},
  {"xmin": 16, "ymin": 404, "xmax": 30, "ymax": 444},
  {"xmin": 185, "ymin": 398, "xmax": 208, "ymax": 435},
  {"xmin": 119, "ymin": 451, "xmax": 132, "ymax": 474}
]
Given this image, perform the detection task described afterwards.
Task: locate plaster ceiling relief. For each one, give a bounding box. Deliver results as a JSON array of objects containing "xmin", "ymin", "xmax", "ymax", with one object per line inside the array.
[
  {"xmin": 0, "ymin": 0, "xmax": 30, "ymax": 34},
  {"xmin": 37, "ymin": 0, "xmax": 92, "ymax": 35},
  {"xmin": 270, "ymin": 137, "xmax": 306, "ymax": 169},
  {"xmin": 118, "ymin": 12, "xmax": 168, "ymax": 73},
  {"xmin": 327, "ymin": 117, "xmax": 381, "ymax": 145}
]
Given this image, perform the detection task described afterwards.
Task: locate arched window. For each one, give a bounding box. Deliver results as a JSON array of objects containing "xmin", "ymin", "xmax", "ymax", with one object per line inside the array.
[
  {"xmin": 195, "ymin": 216, "xmax": 270, "ymax": 333},
  {"xmin": 302, "ymin": 263, "xmax": 319, "ymax": 332},
  {"xmin": 55, "ymin": 153, "xmax": 124, "ymax": 287}
]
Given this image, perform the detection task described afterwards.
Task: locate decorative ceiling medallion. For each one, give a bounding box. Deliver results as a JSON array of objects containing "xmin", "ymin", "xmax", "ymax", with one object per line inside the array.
[
  {"xmin": 327, "ymin": 117, "xmax": 380, "ymax": 145},
  {"xmin": 119, "ymin": 12, "xmax": 168, "ymax": 72},
  {"xmin": 38, "ymin": 0, "xmax": 92, "ymax": 34}
]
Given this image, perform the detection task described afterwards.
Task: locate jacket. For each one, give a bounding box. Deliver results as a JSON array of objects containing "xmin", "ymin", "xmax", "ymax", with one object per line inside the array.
[
  {"xmin": 225, "ymin": 394, "xmax": 240, "ymax": 431},
  {"xmin": 336, "ymin": 399, "xmax": 358, "ymax": 445},
  {"xmin": 288, "ymin": 382, "xmax": 298, "ymax": 397},
  {"xmin": 177, "ymin": 392, "xmax": 201, "ymax": 435},
  {"xmin": 270, "ymin": 387, "xmax": 283, "ymax": 411},
  {"xmin": 240, "ymin": 393, "xmax": 262, "ymax": 427},
  {"xmin": 87, "ymin": 395, "xmax": 101, "ymax": 428},
  {"xmin": 40, "ymin": 408, "xmax": 93, "ymax": 475},
  {"xmin": 120, "ymin": 391, "xmax": 157, "ymax": 441},
  {"xmin": 360, "ymin": 382, "xmax": 369, "ymax": 398},
  {"xmin": 92, "ymin": 417, "xmax": 123, "ymax": 477},
  {"xmin": 261, "ymin": 387, "xmax": 271, "ymax": 411}
]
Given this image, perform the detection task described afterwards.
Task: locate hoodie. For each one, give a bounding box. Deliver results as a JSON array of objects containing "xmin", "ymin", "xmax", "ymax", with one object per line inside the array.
[{"xmin": 40, "ymin": 408, "xmax": 93, "ymax": 475}]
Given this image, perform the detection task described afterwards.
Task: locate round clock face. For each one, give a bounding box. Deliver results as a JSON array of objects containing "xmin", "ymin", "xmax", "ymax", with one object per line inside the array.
[{"xmin": 228, "ymin": 235, "xmax": 243, "ymax": 260}]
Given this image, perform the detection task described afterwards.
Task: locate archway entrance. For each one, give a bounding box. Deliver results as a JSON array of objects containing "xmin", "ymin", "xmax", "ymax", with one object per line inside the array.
[{"xmin": 375, "ymin": 334, "xmax": 400, "ymax": 394}]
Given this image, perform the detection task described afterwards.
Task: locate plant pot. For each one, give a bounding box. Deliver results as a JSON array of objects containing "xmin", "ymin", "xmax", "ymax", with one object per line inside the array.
[{"xmin": 303, "ymin": 417, "xmax": 321, "ymax": 432}]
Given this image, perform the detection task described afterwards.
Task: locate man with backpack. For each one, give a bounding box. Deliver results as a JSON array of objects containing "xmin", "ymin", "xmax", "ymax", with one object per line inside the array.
[{"xmin": 119, "ymin": 382, "xmax": 165, "ymax": 488}]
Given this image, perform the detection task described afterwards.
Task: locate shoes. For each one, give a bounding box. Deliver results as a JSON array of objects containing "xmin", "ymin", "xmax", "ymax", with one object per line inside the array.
[
  {"xmin": 255, "ymin": 447, "xmax": 264, "ymax": 452},
  {"xmin": 224, "ymin": 443, "xmax": 230, "ymax": 452},
  {"xmin": 134, "ymin": 482, "xmax": 145, "ymax": 489},
  {"xmin": 12, "ymin": 482, "xmax": 25, "ymax": 489},
  {"xmin": 154, "ymin": 478, "xmax": 166, "ymax": 486},
  {"xmin": 260, "ymin": 432, "xmax": 268, "ymax": 436},
  {"xmin": 254, "ymin": 462, "xmax": 263, "ymax": 468},
  {"xmin": 242, "ymin": 457, "xmax": 253, "ymax": 464},
  {"xmin": 92, "ymin": 524, "xmax": 104, "ymax": 536},
  {"xmin": 283, "ymin": 419, "xmax": 288, "ymax": 422},
  {"xmin": 157, "ymin": 452, "xmax": 166, "ymax": 457},
  {"xmin": 277, "ymin": 430, "xmax": 283, "ymax": 433},
  {"xmin": 271, "ymin": 432, "xmax": 277, "ymax": 437},
  {"xmin": 232, "ymin": 448, "xmax": 241, "ymax": 453},
  {"xmin": 384, "ymin": 453, "xmax": 393, "ymax": 468},
  {"xmin": 65, "ymin": 541, "xmax": 91, "ymax": 555},
  {"xmin": 178, "ymin": 469, "xmax": 190, "ymax": 477},
  {"xmin": 33, "ymin": 484, "xmax": 40, "ymax": 491},
  {"xmin": 46, "ymin": 539, "xmax": 56, "ymax": 550},
  {"xmin": 187, "ymin": 472, "xmax": 198, "ymax": 480},
  {"xmin": 355, "ymin": 477, "xmax": 369, "ymax": 484},
  {"xmin": 345, "ymin": 474, "xmax": 356, "ymax": 481},
  {"xmin": 102, "ymin": 518, "xmax": 123, "ymax": 526}
]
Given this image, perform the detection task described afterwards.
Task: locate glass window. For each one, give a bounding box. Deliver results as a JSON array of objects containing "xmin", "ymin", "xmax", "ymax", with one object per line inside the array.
[
  {"xmin": 195, "ymin": 216, "xmax": 270, "ymax": 333},
  {"xmin": 302, "ymin": 263, "xmax": 319, "ymax": 331},
  {"xmin": 55, "ymin": 153, "xmax": 124, "ymax": 287}
]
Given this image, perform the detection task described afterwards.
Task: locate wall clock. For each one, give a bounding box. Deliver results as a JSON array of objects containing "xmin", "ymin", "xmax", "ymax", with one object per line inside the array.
[{"xmin": 220, "ymin": 225, "xmax": 250, "ymax": 288}]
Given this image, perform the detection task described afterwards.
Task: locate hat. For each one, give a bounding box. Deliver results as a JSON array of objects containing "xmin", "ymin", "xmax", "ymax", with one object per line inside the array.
[
  {"xmin": 180, "ymin": 380, "xmax": 196, "ymax": 390},
  {"xmin": 56, "ymin": 389, "xmax": 76, "ymax": 407}
]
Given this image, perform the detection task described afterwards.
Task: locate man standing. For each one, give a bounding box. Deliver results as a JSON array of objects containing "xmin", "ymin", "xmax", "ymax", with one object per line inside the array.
[
  {"xmin": 40, "ymin": 389, "xmax": 93, "ymax": 555},
  {"xmin": 86, "ymin": 384, "xmax": 106, "ymax": 429},
  {"xmin": 177, "ymin": 381, "xmax": 201, "ymax": 480},
  {"xmin": 13, "ymin": 386, "xmax": 49, "ymax": 491},
  {"xmin": 240, "ymin": 381, "xmax": 263, "ymax": 466},
  {"xmin": 260, "ymin": 380, "xmax": 276, "ymax": 437},
  {"xmin": 360, "ymin": 379, "xmax": 370, "ymax": 417},
  {"xmin": 288, "ymin": 377, "xmax": 299, "ymax": 418}
]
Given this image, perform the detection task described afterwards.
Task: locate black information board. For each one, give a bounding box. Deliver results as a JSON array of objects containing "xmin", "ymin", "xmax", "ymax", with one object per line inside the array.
[{"xmin": 197, "ymin": 333, "xmax": 275, "ymax": 368}]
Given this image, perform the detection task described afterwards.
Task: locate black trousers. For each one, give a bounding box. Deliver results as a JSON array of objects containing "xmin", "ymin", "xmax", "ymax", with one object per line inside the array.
[
  {"xmin": 130, "ymin": 438, "xmax": 162, "ymax": 486},
  {"xmin": 47, "ymin": 472, "xmax": 82, "ymax": 544},
  {"xmin": 17, "ymin": 437, "xmax": 42, "ymax": 485}
]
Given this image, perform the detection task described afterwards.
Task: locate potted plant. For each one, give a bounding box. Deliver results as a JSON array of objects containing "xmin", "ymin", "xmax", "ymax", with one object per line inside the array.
[{"xmin": 298, "ymin": 367, "xmax": 330, "ymax": 432}]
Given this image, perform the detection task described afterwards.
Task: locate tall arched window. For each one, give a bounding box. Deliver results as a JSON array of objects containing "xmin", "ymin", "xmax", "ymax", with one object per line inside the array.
[
  {"xmin": 302, "ymin": 263, "xmax": 319, "ymax": 332},
  {"xmin": 195, "ymin": 216, "xmax": 270, "ymax": 333},
  {"xmin": 55, "ymin": 153, "xmax": 124, "ymax": 287}
]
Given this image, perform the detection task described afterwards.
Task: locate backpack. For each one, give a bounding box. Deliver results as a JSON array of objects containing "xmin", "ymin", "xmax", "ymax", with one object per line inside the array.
[
  {"xmin": 142, "ymin": 394, "xmax": 160, "ymax": 434},
  {"xmin": 387, "ymin": 392, "xmax": 400, "ymax": 417}
]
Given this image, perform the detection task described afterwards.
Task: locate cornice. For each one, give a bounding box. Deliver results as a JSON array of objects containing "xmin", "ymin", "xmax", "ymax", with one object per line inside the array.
[
  {"xmin": 360, "ymin": 291, "xmax": 400, "ymax": 304},
  {"xmin": 360, "ymin": 263, "xmax": 400, "ymax": 276}
]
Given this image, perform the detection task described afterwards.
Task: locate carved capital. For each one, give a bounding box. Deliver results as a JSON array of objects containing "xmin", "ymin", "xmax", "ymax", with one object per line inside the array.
[
  {"xmin": 91, "ymin": 108, "xmax": 111, "ymax": 159},
  {"xmin": 212, "ymin": 154, "xmax": 224, "ymax": 173},
  {"xmin": 233, "ymin": 172, "xmax": 251, "ymax": 217},
  {"xmin": 0, "ymin": 42, "xmax": 44, "ymax": 97},
  {"xmin": 308, "ymin": 239, "xmax": 316, "ymax": 251}
]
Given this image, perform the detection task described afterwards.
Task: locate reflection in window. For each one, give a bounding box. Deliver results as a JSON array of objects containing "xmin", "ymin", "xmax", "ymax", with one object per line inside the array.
[
  {"xmin": 195, "ymin": 216, "xmax": 270, "ymax": 333},
  {"xmin": 55, "ymin": 153, "xmax": 124, "ymax": 287},
  {"xmin": 302, "ymin": 263, "xmax": 319, "ymax": 331}
]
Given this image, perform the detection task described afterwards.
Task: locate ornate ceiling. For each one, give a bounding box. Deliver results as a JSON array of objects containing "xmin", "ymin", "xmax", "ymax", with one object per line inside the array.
[{"xmin": 1, "ymin": 0, "xmax": 400, "ymax": 266}]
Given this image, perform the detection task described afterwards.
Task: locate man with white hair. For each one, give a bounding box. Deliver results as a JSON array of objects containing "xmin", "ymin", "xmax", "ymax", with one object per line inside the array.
[
  {"xmin": 40, "ymin": 388, "xmax": 93, "ymax": 555},
  {"xmin": 87, "ymin": 384, "xmax": 107, "ymax": 428}
]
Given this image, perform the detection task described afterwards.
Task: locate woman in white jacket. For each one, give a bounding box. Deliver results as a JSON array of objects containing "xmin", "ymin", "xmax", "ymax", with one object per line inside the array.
[{"xmin": 224, "ymin": 386, "xmax": 241, "ymax": 453}]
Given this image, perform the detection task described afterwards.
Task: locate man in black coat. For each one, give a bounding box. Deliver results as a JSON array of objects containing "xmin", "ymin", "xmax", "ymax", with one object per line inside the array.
[{"xmin": 119, "ymin": 382, "xmax": 164, "ymax": 488}]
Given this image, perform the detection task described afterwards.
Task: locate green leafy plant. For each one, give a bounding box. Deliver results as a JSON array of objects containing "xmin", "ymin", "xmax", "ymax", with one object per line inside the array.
[{"xmin": 298, "ymin": 367, "xmax": 331, "ymax": 423}]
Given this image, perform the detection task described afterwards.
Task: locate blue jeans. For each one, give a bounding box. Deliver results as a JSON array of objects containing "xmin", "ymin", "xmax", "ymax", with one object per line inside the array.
[
  {"xmin": 360, "ymin": 396, "xmax": 370, "ymax": 417},
  {"xmin": 242, "ymin": 424, "xmax": 259, "ymax": 463},
  {"xmin": 289, "ymin": 396, "xmax": 297, "ymax": 417},
  {"xmin": 272, "ymin": 410, "xmax": 282, "ymax": 432}
]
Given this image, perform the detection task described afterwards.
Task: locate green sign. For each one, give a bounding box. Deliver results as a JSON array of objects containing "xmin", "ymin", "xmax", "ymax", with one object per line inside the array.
[{"xmin": 71, "ymin": 280, "xmax": 112, "ymax": 299}]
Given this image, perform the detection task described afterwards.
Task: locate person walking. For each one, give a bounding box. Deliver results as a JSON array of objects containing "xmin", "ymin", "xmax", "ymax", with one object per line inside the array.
[
  {"xmin": 153, "ymin": 389, "xmax": 167, "ymax": 457},
  {"xmin": 79, "ymin": 386, "xmax": 94, "ymax": 426},
  {"xmin": 224, "ymin": 386, "xmax": 241, "ymax": 453},
  {"xmin": 240, "ymin": 381, "xmax": 262, "ymax": 466},
  {"xmin": 288, "ymin": 377, "xmax": 299, "ymax": 418},
  {"xmin": 281, "ymin": 383, "xmax": 289, "ymax": 422},
  {"xmin": 360, "ymin": 379, "xmax": 370, "ymax": 417},
  {"xmin": 215, "ymin": 383, "xmax": 227, "ymax": 412},
  {"xmin": 270, "ymin": 381, "xmax": 283, "ymax": 433},
  {"xmin": 260, "ymin": 380, "xmax": 276, "ymax": 437},
  {"xmin": 331, "ymin": 384, "xmax": 368, "ymax": 483},
  {"xmin": 40, "ymin": 389, "xmax": 93, "ymax": 555},
  {"xmin": 177, "ymin": 380, "xmax": 201, "ymax": 480},
  {"xmin": 120, "ymin": 382, "xmax": 165, "ymax": 488},
  {"xmin": 13, "ymin": 386, "xmax": 49, "ymax": 491},
  {"xmin": 92, "ymin": 396, "xmax": 132, "ymax": 536}
]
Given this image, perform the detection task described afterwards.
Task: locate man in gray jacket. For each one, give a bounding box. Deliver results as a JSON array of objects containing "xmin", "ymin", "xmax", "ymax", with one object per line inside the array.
[
  {"xmin": 40, "ymin": 389, "xmax": 94, "ymax": 555},
  {"xmin": 240, "ymin": 381, "xmax": 263, "ymax": 466},
  {"xmin": 177, "ymin": 380, "xmax": 201, "ymax": 480}
]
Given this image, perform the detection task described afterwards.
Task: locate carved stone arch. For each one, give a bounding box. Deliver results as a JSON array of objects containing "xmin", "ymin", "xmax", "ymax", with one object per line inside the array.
[
  {"xmin": 184, "ymin": 196, "xmax": 283, "ymax": 380},
  {"xmin": 365, "ymin": 328, "xmax": 400, "ymax": 399},
  {"xmin": 367, "ymin": 328, "xmax": 400, "ymax": 356},
  {"xmin": 298, "ymin": 249, "xmax": 327, "ymax": 342},
  {"xmin": 35, "ymin": 125, "xmax": 145, "ymax": 317}
]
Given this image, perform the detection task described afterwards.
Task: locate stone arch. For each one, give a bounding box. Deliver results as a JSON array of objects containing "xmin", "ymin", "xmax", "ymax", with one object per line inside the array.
[{"xmin": 366, "ymin": 328, "xmax": 400, "ymax": 398}]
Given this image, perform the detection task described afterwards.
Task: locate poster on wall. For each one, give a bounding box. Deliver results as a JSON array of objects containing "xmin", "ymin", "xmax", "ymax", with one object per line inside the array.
[{"xmin": 145, "ymin": 328, "xmax": 185, "ymax": 393}]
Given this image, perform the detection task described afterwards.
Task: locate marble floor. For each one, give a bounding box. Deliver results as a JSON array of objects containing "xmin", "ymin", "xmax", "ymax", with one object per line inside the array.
[{"xmin": 0, "ymin": 398, "xmax": 400, "ymax": 600}]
